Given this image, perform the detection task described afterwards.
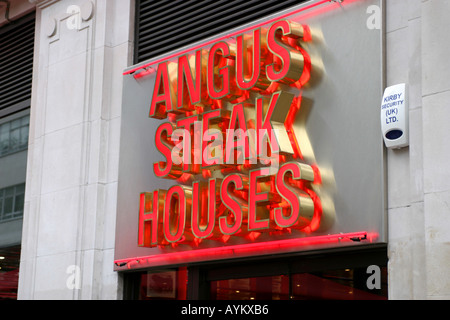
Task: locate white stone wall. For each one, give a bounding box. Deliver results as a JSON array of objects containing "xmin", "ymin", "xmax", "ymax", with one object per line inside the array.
[
  {"xmin": 421, "ymin": 0, "xmax": 450, "ymax": 300},
  {"xmin": 386, "ymin": 0, "xmax": 450, "ymax": 300},
  {"xmin": 385, "ymin": 0, "xmax": 426, "ymax": 300},
  {"xmin": 18, "ymin": 0, "xmax": 134, "ymax": 299}
]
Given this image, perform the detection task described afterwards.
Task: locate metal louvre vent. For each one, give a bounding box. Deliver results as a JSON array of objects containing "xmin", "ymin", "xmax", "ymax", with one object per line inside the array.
[
  {"xmin": 135, "ymin": 0, "xmax": 307, "ymax": 63},
  {"xmin": 0, "ymin": 13, "xmax": 35, "ymax": 118}
]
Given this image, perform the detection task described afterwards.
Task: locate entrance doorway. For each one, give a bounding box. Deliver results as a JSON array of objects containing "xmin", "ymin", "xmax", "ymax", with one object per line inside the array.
[{"xmin": 123, "ymin": 244, "xmax": 388, "ymax": 300}]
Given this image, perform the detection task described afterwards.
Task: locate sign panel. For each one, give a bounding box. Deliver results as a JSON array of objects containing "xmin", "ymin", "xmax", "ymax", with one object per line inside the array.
[{"xmin": 114, "ymin": 0, "xmax": 385, "ymax": 271}]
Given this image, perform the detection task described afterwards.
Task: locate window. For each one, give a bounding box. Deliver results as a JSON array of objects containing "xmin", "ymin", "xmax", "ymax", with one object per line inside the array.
[
  {"xmin": 134, "ymin": 0, "xmax": 307, "ymax": 63},
  {"xmin": 138, "ymin": 268, "xmax": 188, "ymax": 300},
  {"xmin": 0, "ymin": 115, "xmax": 29, "ymax": 157},
  {"xmin": 123, "ymin": 267, "xmax": 188, "ymax": 300},
  {"xmin": 0, "ymin": 183, "xmax": 25, "ymax": 222},
  {"xmin": 210, "ymin": 268, "xmax": 388, "ymax": 300},
  {"xmin": 0, "ymin": 12, "xmax": 35, "ymax": 118}
]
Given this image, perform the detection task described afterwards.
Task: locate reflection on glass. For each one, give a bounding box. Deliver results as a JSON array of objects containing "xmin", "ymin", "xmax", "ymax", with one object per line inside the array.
[
  {"xmin": 210, "ymin": 268, "xmax": 388, "ymax": 300},
  {"xmin": 0, "ymin": 245, "xmax": 21, "ymax": 300},
  {"xmin": 0, "ymin": 183, "xmax": 26, "ymax": 222},
  {"xmin": 211, "ymin": 275, "xmax": 290, "ymax": 300},
  {"xmin": 0, "ymin": 115, "xmax": 29, "ymax": 157},
  {"xmin": 137, "ymin": 267, "xmax": 188, "ymax": 300}
]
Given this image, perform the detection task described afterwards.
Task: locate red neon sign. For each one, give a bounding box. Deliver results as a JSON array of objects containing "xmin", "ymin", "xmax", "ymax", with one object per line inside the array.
[
  {"xmin": 137, "ymin": 18, "xmax": 327, "ymax": 249},
  {"xmin": 117, "ymin": 232, "xmax": 377, "ymax": 269},
  {"xmin": 122, "ymin": 0, "xmax": 374, "ymax": 264}
]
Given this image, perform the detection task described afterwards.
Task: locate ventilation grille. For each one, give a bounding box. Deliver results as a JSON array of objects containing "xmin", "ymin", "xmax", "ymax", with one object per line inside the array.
[
  {"xmin": 0, "ymin": 13, "xmax": 35, "ymax": 118},
  {"xmin": 135, "ymin": 0, "xmax": 307, "ymax": 63}
]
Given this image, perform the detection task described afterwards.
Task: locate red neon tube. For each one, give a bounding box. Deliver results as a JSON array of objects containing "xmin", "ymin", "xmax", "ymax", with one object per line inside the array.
[{"xmin": 115, "ymin": 231, "xmax": 377, "ymax": 269}]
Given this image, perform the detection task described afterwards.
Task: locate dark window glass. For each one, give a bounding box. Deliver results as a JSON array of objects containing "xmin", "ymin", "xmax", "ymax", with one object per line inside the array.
[
  {"xmin": 210, "ymin": 268, "xmax": 388, "ymax": 300},
  {"xmin": 0, "ymin": 183, "xmax": 26, "ymax": 222},
  {"xmin": 136, "ymin": 267, "xmax": 188, "ymax": 300},
  {"xmin": 0, "ymin": 115, "xmax": 29, "ymax": 157},
  {"xmin": 0, "ymin": 13, "xmax": 34, "ymax": 118}
]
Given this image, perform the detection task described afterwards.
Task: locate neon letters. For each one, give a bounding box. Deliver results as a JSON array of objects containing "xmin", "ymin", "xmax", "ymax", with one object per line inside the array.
[{"xmin": 139, "ymin": 20, "xmax": 324, "ymax": 248}]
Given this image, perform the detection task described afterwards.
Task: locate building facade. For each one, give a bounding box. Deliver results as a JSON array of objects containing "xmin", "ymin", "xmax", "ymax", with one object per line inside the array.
[{"xmin": 0, "ymin": 0, "xmax": 448, "ymax": 300}]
